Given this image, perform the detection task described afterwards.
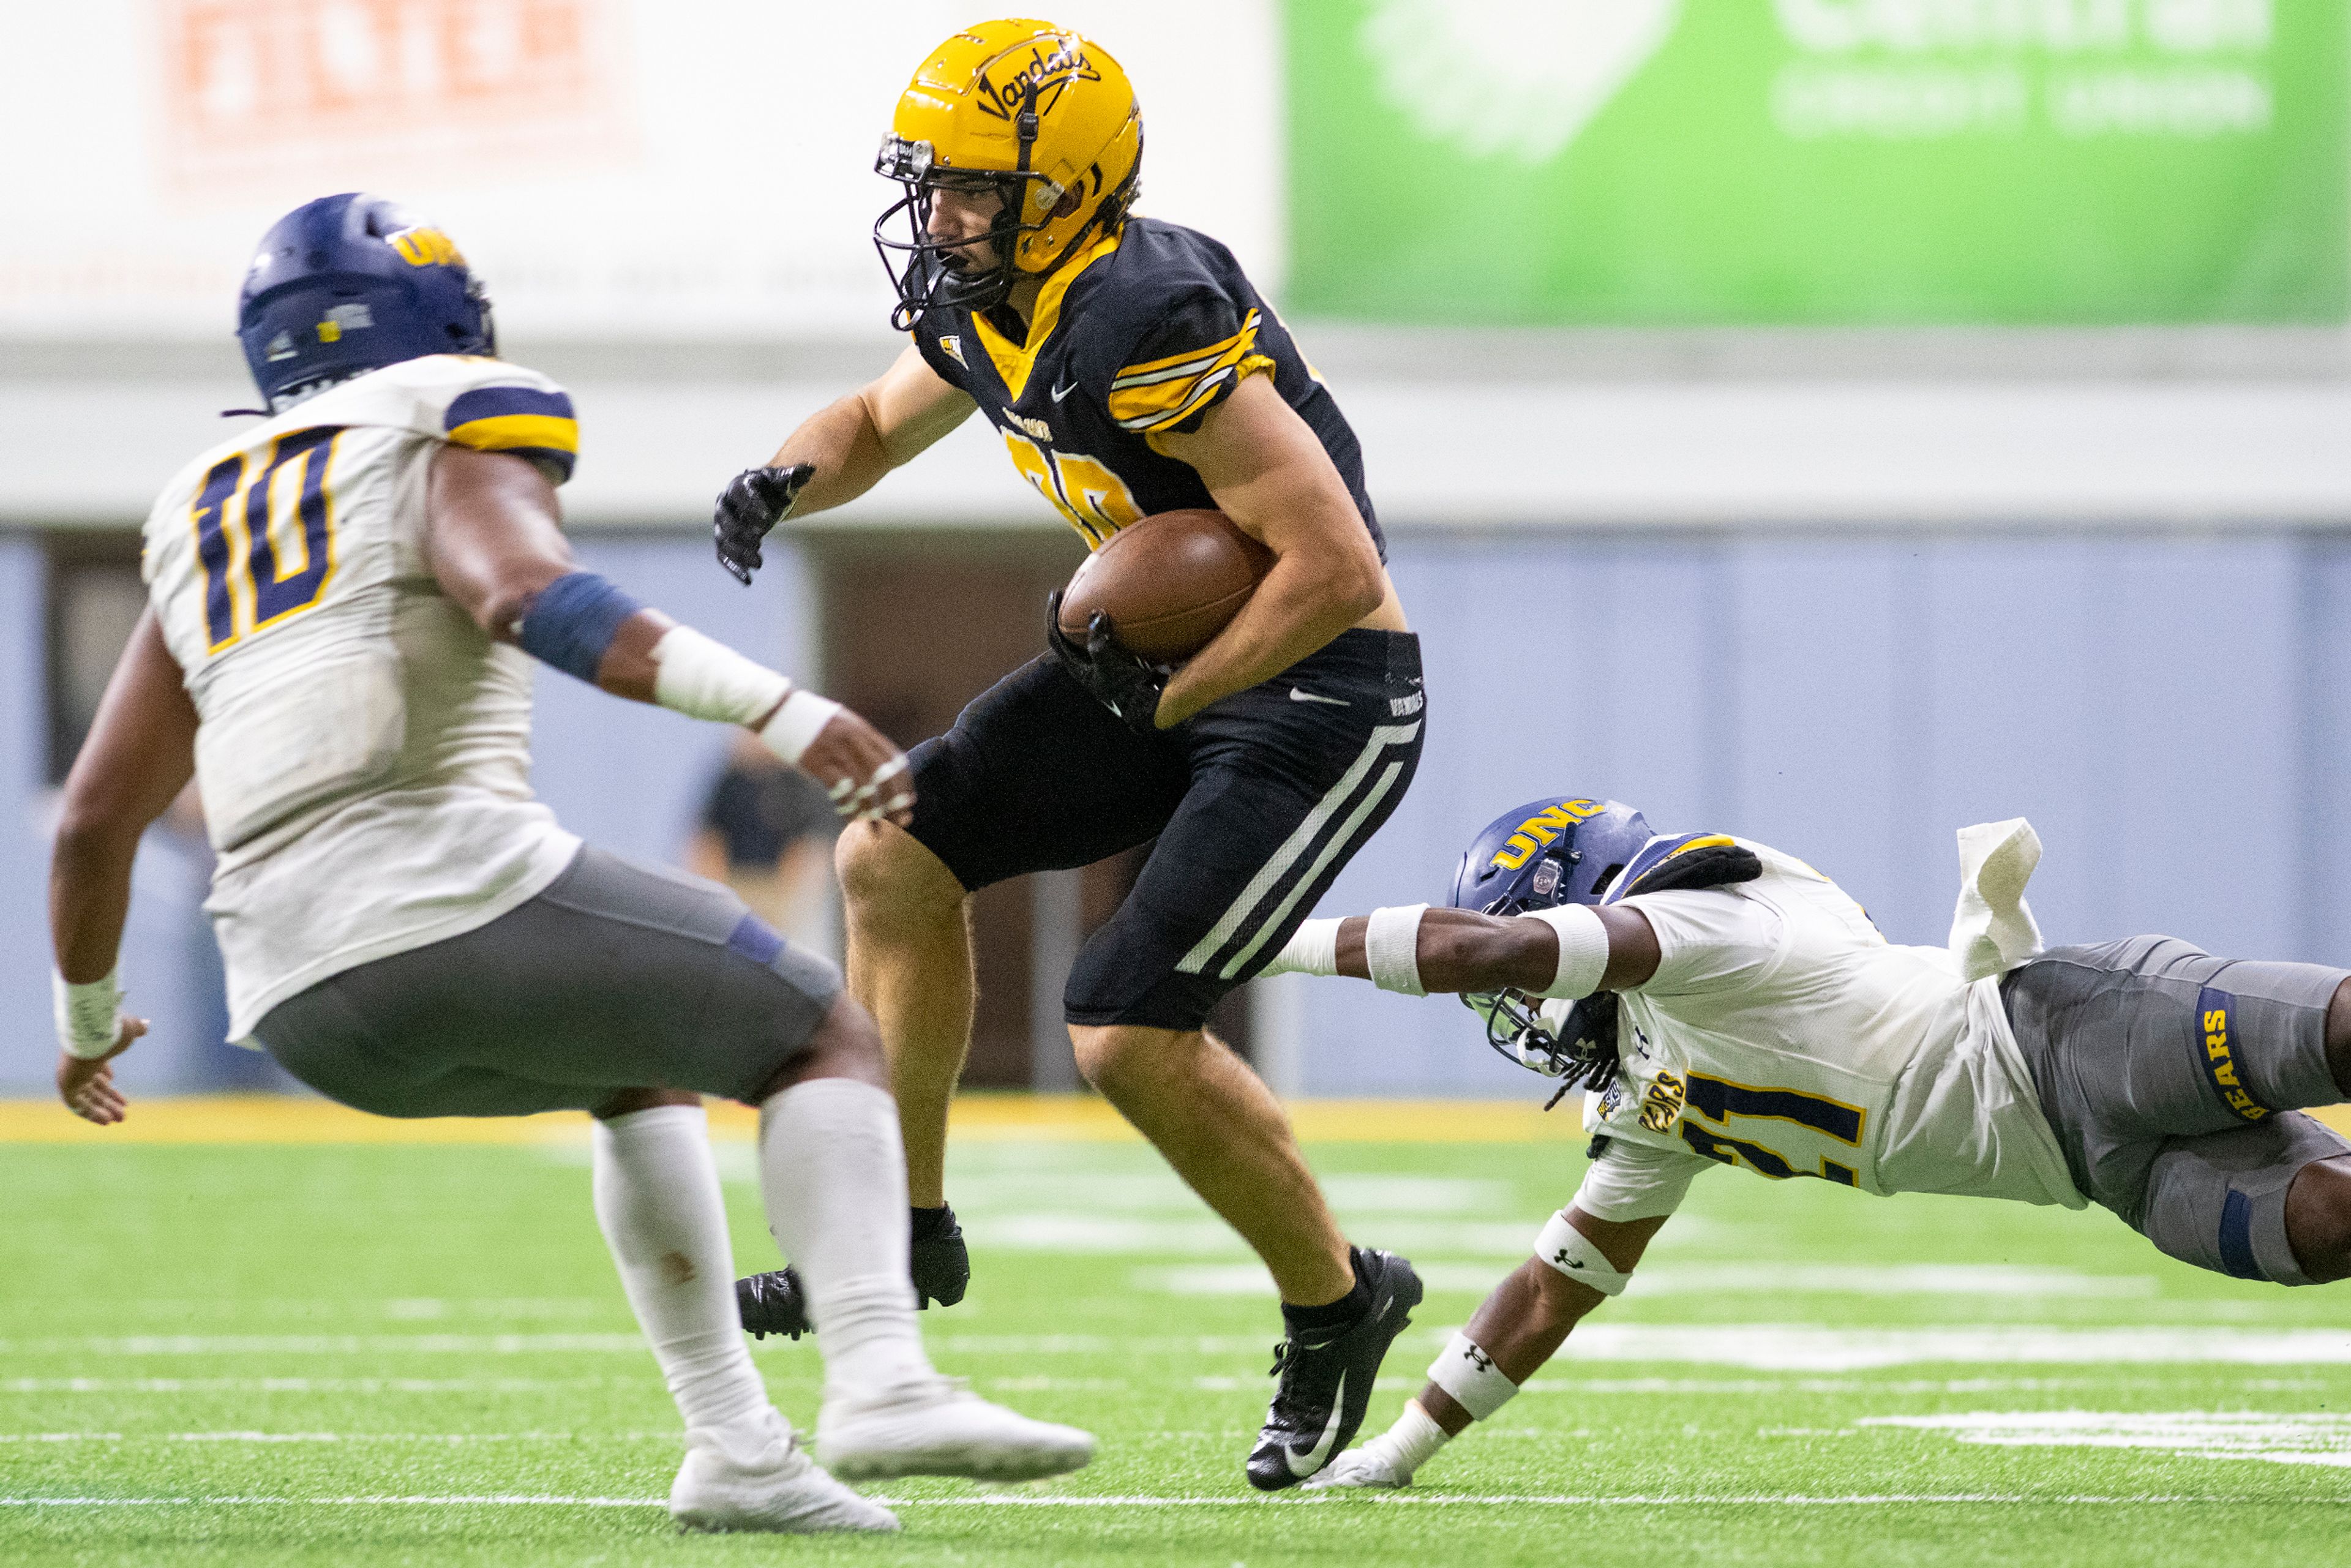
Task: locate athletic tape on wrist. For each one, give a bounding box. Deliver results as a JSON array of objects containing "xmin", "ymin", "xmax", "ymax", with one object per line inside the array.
[
  {"xmin": 1525, "ymin": 904, "xmax": 1610, "ymax": 1000},
  {"xmin": 53, "ymin": 968, "xmax": 122, "ymax": 1060},
  {"xmin": 514, "ymin": 571, "xmax": 643, "ymax": 685},
  {"xmin": 1426, "ymin": 1332, "xmax": 1519, "ymax": 1422},
  {"xmin": 1365, "ymin": 1398, "xmax": 1451, "ymax": 1477},
  {"xmin": 1534, "ymin": 1208, "xmax": 1632, "ymax": 1296},
  {"xmin": 1365, "ymin": 904, "xmax": 1430, "ymax": 996},
  {"xmin": 758, "ymin": 689, "xmax": 844, "ymax": 768},
  {"xmin": 650, "ymin": 625, "xmax": 792, "ymax": 727},
  {"xmin": 1270, "ymin": 917, "xmax": 1341, "ymax": 978}
]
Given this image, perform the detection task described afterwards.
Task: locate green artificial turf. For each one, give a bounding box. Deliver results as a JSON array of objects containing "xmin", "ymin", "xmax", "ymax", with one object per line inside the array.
[{"xmin": 4, "ymin": 1125, "xmax": 2349, "ymax": 1566}]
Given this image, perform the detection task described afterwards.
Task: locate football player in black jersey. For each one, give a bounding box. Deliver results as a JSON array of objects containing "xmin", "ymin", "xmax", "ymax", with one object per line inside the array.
[{"xmin": 713, "ymin": 20, "xmax": 1426, "ymax": 1490}]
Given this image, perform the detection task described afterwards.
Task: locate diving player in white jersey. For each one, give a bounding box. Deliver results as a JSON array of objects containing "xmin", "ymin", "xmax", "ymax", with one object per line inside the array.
[
  {"xmin": 46, "ymin": 193, "xmax": 1090, "ymax": 1533},
  {"xmin": 1260, "ymin": 795, "xmax": 2351, "ymax": 1488}
]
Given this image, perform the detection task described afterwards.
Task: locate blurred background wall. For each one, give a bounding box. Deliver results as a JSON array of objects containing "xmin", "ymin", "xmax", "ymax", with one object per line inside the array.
[{"xmin": 5, "ymin": 0, "xmax": 2350, "ymax": 1099}]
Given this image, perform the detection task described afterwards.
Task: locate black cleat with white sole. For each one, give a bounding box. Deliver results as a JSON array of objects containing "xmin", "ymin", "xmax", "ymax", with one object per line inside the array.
[
  {"xmin": 1245, "ymin": 1247, "xmax": 1423, "ymax": 1491},
  {"xmin": 736, "ymin": 1204, "xmax": 972, "ymax": 1341}
]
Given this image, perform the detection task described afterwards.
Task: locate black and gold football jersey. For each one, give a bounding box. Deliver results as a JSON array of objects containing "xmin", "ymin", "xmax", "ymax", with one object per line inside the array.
[{"xmin": 910, "ymin": 217, "xmax": 1384, "ymax": 558}]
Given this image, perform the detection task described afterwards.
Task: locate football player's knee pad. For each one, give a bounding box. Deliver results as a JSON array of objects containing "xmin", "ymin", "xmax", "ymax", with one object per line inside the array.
[
  {"xmin": 1535, "ymin": 1209, "xmax": 1632, "ymax": 1296},
  {"xmin": 1426, "ymin": 1331, "xmax": 1518, "ymax": 1422}
]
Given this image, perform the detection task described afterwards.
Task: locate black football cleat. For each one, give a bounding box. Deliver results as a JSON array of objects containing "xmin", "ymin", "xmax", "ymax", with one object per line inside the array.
[
  {"xmin": 736, "ymin": 1203, "xmax": 972, "ymax": 1340},
  {"xmin": 1245, "ymin": 1247, "xmax": 1424, "ymax": 1491}
]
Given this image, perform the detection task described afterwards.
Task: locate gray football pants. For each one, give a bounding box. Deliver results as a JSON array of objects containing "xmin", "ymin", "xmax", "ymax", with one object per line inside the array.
[
  {"xmin": 2002, "ymin": 936, "xmax": 2351, "ymax": 1286},
  {"xmin": 253, "ymin": 845, "xmax": 842, "ymax": 1117}
]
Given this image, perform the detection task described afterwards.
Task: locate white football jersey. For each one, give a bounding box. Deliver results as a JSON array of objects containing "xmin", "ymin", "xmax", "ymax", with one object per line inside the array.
[
  {"xmin": 141, "ymin": 355, "xmax": 584, "ymax": 1038},
  {"xmin": 1567, "ymin": 839, "xmax": 2084, "ymax": 1223}
]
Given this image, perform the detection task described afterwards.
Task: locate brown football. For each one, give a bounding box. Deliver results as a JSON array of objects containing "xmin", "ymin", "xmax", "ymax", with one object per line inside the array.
[{"xmin": 1057, "ymin": 508, "xmax": 1273, "ymax": 662}]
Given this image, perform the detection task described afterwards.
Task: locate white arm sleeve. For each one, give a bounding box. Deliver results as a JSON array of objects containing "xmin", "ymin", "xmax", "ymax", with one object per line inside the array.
[{"xmin": 1570, "ymin": 1137, "xmax": 1713, "ymax": 1223}]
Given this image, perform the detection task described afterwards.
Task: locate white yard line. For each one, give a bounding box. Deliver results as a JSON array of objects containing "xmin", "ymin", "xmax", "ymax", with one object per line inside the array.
[
  {"xmin": 0, "ymin": 1378, "xmax": 624, "ymax": 1394},
  {"xmin": 0, "ymin": 1432, "xmax": 677, "ymax": 1444},
  {"xmin": 12, "ymin": 1326, "xmax": 2351, "ymax": 1367},
  {"xmin": 1861, "ymin": 1411, "xmax": 2351, "ymax": 1468},
  {"xmin": 1142, "ymin": 1263, "xmax": 2159, "ymax": 1298},
  {"xmin": 3, "ymin": 1491, "xmax": 2344, "ymax": 1509},
  {"xmin": 1559, "ymin": 1326, "xmax": 2351, "ymax": 1370},
  {"xmin": 0, "ymin": 1335, "xmax": 656, "ymax": 1356},
  {"xmin": 1194, "ymin": 1373, "xmax": 2328, "ymax": 1395}
]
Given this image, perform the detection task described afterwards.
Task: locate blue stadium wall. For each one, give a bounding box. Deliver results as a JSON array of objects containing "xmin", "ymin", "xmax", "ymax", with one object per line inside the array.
[{"xmin": 4, "ymin": 527, "xmax": 2347, "ymax": 1098}]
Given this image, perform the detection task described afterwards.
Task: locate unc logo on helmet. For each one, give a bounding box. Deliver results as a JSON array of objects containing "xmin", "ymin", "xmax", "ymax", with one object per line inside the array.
[
  {"xmin": 1488, "ymin": 798, "xmax": 1609, "ymax": 872},
  {"xmin": 1453, "ymin": 796, "xmax": 1654, "ymax": 917},
  {"xmin": 237, "ymin": 192, "xmax": 494, "ymax": 413},
  {"xmin": 873, "ymin": 20, "xmax": 1144, "ymax": 328}
]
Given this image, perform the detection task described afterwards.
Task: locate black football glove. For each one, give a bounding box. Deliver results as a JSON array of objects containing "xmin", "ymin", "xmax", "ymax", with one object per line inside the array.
[
  {"xmin": 713, "ymin": 463, "xmax": 814, "ymax": 585},
  {"xmin": 1046, "ymin": 588, "xmax": 1167, "ymax": 737}
]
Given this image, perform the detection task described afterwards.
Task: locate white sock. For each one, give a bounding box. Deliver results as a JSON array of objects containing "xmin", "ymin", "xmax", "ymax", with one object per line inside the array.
[
  {"xmin": 1365, "ymin": 1398, "xmax": 1452, "ymax": 1477},
  {"xmin": 591, "ymin": 1103, "xmax": 768, "ymax": 1434},
  {"xmin": 758, "ymin": 1077, "xmax": 935, "ymax": 1402}
]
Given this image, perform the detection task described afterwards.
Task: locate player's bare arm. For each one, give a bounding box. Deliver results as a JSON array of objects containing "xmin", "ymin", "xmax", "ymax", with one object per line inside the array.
[
  {"xmin": 714, "ymin": 347, "xmax": 976, "ymax": 583},
  {"xmin": 426, "ymin": 444, "xmax": 912, "ymax": 826},
  {"xmin": 771, "ymin": 346, "xmax": 977, "ymax": 512},
  {"xmin": 1419, "ymin": 1207, "xmax": 1668, "ymax": 1430},
  {"xmin": 48, "ymin": 610, "xmax": 195, "ymax": 1122},
  {"xmin": 1147, "ymin": 374, "xmax": 1401, "ymax": 727},
  {"xmin": 1318, "ymin": 902, "xmax": 1661, "ymax": 996},
  {"xmin": 1300, "ymin": 1204, "xmax": 1667, "ymax": 1492}
]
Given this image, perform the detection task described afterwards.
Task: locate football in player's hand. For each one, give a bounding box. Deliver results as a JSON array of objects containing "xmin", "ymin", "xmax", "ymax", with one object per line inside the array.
[{"xmin": 1056, "ymin": 509, "xmax": 1273, "ymax": 662}]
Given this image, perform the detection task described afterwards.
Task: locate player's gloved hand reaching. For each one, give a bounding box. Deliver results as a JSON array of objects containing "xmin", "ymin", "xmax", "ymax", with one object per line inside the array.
[
  {"xmin": 713, "ymin": 464, "xmax": 814, "ymax": 585},
  {"xmin": 1046, "ymin": 589, "xmax": 1168, "ymax": 737}
]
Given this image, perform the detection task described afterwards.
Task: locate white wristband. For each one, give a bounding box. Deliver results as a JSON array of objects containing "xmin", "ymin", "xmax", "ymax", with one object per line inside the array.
[
  {"xmin": 649, "ymin": 625, "xmax": 792, "ymax": 726},
  {"xmin": 54, "ymin": 967, "xmax": 123, "ymax": 1060},
  {"xmin": 759, "ymin": 688, "xmax": 843, "ymax": 767},
  {"xmin": 1525, "ymin": 904, "xmax": 1610, "ymax": 999},
  {"xmin": 1365, "ymin": 904, "xmax": 1428, "ymax": 996},
  {"xmin": 1534, "ymin": 1207, "xmax": 1632, "ymax": 1296},
  {"xmin": 1427, "ymin": 1332, "xmax": 1520, "ymax": 1421},
  {"xmin": 1265, "ymin": 917, "xmax": 1341, "ymax": 978}
]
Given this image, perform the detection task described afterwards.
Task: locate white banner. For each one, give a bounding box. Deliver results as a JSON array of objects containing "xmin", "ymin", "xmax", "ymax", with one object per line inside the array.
[{"xmin": 0, "ymin": 0, "xmax": 1280, "ymax": 339}]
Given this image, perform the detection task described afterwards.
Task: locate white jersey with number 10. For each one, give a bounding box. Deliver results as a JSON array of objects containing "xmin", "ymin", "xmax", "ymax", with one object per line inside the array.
[{"xmin": 140, "ymin": 354, "xmax": 583, "ymax": 1041}]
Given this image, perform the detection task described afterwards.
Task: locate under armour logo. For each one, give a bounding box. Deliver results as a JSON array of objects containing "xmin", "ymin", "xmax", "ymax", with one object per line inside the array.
[
  {"xmin": 1552, "ymin": 1250, "xmax": 1585, "ymax": 1269},
  {"xmin": 1463, "ymin": 1345, "xmax": 1494, "ymax": 1373}
]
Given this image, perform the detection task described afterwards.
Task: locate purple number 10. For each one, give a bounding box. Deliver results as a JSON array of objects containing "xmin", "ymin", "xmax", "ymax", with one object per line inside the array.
[{"xmin": 189, "ymin": 426, "xmax": 344, "ymax": 655}]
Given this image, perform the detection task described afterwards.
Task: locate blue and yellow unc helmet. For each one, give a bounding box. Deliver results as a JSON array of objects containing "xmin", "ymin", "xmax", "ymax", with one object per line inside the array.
[
  {"xmin": 237, "ymin": 192, "xmax": 494, "ymax": 411},
  {"xmin": 873, "ymin": 18, "xmax": 1144, "ymax": 328},
  {"xmin": 1450, "ymin": 797, "xmax": 1655, "ymax": 1095}
]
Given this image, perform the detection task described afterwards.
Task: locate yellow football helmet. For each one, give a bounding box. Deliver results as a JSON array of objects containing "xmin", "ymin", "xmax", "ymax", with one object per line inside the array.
[{"xmin": 874, "ymin": 19, "xmax": 1143, "ymax": 328}]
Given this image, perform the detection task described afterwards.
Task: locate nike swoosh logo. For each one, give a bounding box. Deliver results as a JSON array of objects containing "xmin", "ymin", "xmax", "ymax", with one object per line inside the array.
[
  {"xmin": 1284, "ymin": 1371, "xmax": 1347, "ymax": 1476},
  {"xmin": 1051, "ymin": 380, "xmax": 1077, "ymax": 402},
  {"xmin": 1289, "ymin": 688, "xmax": 1348, "ymax": 706}
]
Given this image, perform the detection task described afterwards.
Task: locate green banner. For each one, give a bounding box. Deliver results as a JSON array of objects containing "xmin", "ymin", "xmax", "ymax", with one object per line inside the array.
[{"xmin": 1282, "ymin": 0, "xmax": 2348, "ymax": 324}]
